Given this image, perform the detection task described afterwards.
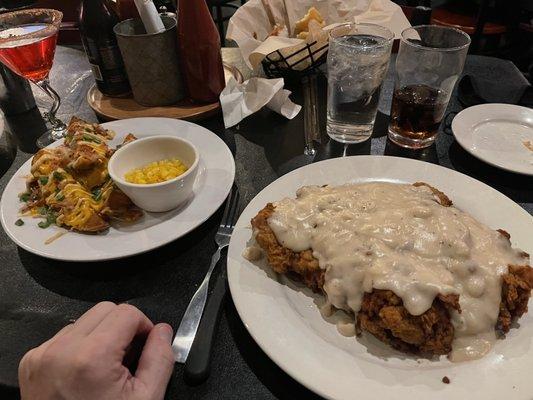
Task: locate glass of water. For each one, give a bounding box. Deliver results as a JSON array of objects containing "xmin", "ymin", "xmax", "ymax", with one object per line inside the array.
[{"xmin": 327, "ymin": 23, "xmax": 394, "ymax": 144}]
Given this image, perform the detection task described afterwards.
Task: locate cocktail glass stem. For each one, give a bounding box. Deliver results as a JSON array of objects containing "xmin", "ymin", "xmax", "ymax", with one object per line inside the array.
[{"xmin": 35, "ymin": 78, "xmax": 66, "ymax": 148}]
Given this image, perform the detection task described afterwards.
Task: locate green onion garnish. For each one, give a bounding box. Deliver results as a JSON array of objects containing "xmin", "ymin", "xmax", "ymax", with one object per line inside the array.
[
  {"xmin": 47, "ymin": 213, "xmax": 57, "ymax": 225},
  {"xmin": 37, "ymin": 212, "xmax": 57, "ymax": 229},
  {"xmin": 53, "ymin": 171, "xmax": 64, "ymax": 181},
  {"xmin": 15, "ymin": 219, "xmax": 24, "ymax": 226},
  {"xmin": 92, "ymin": 188, "xmax": 102, "ymax": 201},
  {"xmin": 19, "ymin": 192, "xmax": 30, "ymax": 202},
  {"xmin": 39, "ymin": 176, "xmax": 49, "ymax": 185},
  {"xmin": 82, "ymin": 134, "xmax": 101, "ymax": 144}
]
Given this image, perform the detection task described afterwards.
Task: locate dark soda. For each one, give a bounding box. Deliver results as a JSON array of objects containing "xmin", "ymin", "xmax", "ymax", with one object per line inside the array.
[{"xmin": 389, "ymin": 84, "xmax": 448, "ymax": 145}]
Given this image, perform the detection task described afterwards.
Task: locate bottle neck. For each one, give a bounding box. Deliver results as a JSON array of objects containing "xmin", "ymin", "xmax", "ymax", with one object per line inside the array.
[
  {"xmin": 83, "ymin": 0, "xmax": 104, "ymax": 9},
  {"xmin": 82, "ymin": 0, "xmax": 116, "ymax": 16},
  {"xmin": 80, "ymin": 0, "xmax": 118, "ymax": 26}
]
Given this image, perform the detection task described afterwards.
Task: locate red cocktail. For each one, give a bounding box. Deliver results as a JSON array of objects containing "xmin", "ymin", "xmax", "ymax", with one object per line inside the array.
[
  {"xmin": 0, "ymin": 9, "xmax": 65, "ymax": 147},
  {"xmin": 0, "ymin": 24, "xmax": 58, "ymax": 81}
]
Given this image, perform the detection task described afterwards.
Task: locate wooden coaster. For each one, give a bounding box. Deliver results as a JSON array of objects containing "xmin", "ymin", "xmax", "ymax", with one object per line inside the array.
[{"xmin": 87, "ymin": 63, "xmax": 243, "ymax": 121}]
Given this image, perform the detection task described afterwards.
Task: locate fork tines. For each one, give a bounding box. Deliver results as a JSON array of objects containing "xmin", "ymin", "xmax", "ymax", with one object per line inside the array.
[{"xmin": 221, "ymin": 186, "xmax": 240, "ymax": 230}]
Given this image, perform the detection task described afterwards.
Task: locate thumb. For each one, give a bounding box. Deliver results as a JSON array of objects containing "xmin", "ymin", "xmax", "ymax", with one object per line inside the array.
[{"xmin": 135, "ymin": 323, "xmax": 175, "ymax": 400}]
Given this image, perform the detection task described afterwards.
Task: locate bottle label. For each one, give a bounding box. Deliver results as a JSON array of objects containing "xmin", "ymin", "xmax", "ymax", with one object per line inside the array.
[
  {"xmin": 81, "ymin": 33, "xmax": 130, "ymax": 95},
  {"xmin": 85, "ymin": 38, "xmax": 125, "ymax": 70},
  {"xmin": 83, "ymin": 36, "xmax": 129, "ymax": 94},
  {"xmin": 99, "ymin": 44, "xmax": 124, "ymax": 70},
  {"xmin": 90, "ymin": 63, "xmax": 103, "ymax": 81}
]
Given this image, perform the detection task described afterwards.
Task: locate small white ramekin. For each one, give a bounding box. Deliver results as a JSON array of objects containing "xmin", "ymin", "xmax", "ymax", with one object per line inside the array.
[{"xmin": 108, "ymin": 136, "xmax": 199, "ymax": 212}]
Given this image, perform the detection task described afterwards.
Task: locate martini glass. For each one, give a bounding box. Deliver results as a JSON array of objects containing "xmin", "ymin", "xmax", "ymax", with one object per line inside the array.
[{"xmin": 0, "ymin": 9, "xmax": 65, "ymax": 148}]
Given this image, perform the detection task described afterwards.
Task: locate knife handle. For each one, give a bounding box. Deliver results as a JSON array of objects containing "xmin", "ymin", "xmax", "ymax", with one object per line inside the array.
[{"xmin": 183, "ymin": 268, "xmax": 227, "ymax": 385}]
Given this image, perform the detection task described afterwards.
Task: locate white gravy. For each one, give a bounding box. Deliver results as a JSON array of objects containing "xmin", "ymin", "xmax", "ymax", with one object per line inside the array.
[{"xmin": 266, "ymin": 182, "xmax": 528, "ymax": 359}]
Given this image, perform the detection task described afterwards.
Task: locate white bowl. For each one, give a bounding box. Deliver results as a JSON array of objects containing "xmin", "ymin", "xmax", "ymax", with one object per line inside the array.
[{"xmin": 108, "ymin": 136, "xmax": 199, "ymax": 212}]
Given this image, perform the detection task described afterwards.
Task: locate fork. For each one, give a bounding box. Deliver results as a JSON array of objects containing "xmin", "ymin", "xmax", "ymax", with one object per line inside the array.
[{"xmin": 172, "ymin": 187, "xmax": 240, "ymax": 363}]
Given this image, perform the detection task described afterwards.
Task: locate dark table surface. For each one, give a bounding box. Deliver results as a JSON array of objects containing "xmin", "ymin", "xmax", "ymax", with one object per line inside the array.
[{"xmin": 1, "ymin": 47, "xmax": 532, "ymax": 400}]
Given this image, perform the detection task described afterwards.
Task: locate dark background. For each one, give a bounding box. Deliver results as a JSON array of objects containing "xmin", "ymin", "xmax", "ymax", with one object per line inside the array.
[{"xmin": 10, "ymin": 0, "xmax": 532, "ymax": 82}]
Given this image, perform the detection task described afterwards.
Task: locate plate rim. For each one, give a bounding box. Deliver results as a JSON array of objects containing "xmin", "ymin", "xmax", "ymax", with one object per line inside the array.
[
  {"xmin": 227, "ymin": 155, "xmax": 533, "ymax": 400},
  {"xmin": 0, "ymin": 117, "xmax": 235, "ymax": 262},
  {"xmin": 451, "ymin": 103, "xmax": 533, "ymax": 176}
]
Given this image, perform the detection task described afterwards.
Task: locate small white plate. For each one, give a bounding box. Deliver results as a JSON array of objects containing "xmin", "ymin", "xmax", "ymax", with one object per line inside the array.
[
  {"xmin": 0, "ymin": 117, "xmax": 235, "ymax": 262},
  {"xmin": 452, "ymin": 103, "xmax": 533, "ymax": 175},
  {"xmin": 227, "ymin": 155, "xmax": 533, "ymax": 400}
]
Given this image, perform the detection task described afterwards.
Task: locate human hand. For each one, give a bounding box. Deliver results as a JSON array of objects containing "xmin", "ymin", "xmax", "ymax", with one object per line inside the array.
[{"xmin": 19, "ymin": 302, "xmax": 175, "ymax": 400}]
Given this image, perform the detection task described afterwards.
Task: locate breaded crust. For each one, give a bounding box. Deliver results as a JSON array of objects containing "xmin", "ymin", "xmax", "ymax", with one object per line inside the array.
[
  {"xmin": 252, "ymin": 203, "xmax": 324, "ymax": 291},
  {"xmin": 357, "ymin": 290, "xmax": 459, "ymax": 355},
  {"xmin": 499, "ymin": 265, "xmax": 533, "ymax": 333},
  {"xmin": 413, "ymin": 182, "xmax": 453, "ymax": 206},
  {"xmin": 250, "ymin": 183, "xmax": 533, "ymax": 356}
]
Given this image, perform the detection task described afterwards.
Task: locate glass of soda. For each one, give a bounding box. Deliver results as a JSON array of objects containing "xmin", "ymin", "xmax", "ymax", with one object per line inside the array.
[
  {"xmin": 388, "ymin": 25, "xmax": 470, "ymax": 149},
  {"xmin": 327, "ymin": 23, "xmax": 394, "ymax": 144}
]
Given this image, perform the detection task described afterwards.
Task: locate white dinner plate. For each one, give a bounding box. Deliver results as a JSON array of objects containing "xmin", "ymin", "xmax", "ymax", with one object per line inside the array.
[
  {"xmin": 452, "ymin": 103, "xmax": 533, "ymax": 175},
  {"xmin": 0, "ymin": 117, "xmax": 235, "ymax": 262},
  {"xmin": 227, "ymin": 155, "xmax": 533, "ymax": 400}
]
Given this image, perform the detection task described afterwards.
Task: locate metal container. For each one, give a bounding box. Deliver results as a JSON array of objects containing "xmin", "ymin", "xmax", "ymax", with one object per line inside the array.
[{"xmin": 114, "ymin": 15, "xmax": 184, "ymax": 106}]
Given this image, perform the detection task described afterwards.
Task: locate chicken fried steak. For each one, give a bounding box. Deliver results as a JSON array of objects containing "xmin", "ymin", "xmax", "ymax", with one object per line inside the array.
[{"xmin": 250, "ymin": 182, "xmax": 533, "ymax": 357}]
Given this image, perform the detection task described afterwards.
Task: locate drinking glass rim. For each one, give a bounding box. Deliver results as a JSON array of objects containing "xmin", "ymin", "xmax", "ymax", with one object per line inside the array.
[
  {"xmin": 329, "ymin": 23, "xmax": 395, "ymax": 48},
  {"xmin": 0, "ymin": 8, "xmax": 63, "ymax": 46},
  {"xmin": 400, "ymin": 25, "xmax": 471, "ymax": 52}
]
